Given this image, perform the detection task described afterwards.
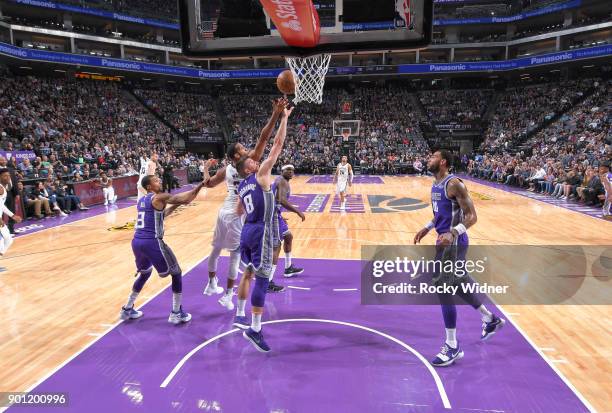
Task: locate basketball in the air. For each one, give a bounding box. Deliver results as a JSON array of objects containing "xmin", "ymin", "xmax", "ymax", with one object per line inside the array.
[{"xmin": 276, "ymin": 70, "xmax": 295, "ymax": 95}]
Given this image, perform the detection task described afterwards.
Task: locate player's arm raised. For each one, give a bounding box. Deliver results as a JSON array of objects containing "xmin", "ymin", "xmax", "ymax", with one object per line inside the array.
[
  {"xmin": 202, "ymin": 159, "xmax": 225, "ymax": 188},
  {"xmin": 257, "ymin": 107, "xmax": 293, "ymax": 188},
  {"xmin": 250, "ymin": 98, "xmax": 288, "ymax": 162},
  {"xmin": 278, "ymin": 179, "xmax": 305, "ymax": 221},
  {"xmin": 152, "ymin": 181, "xmax": 206, "ymax": 209}
]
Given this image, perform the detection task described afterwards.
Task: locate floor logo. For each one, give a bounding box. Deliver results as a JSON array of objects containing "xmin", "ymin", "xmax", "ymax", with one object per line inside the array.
[
  {"xmin": 14, "ymin": 223, "xmax": 45, "ymax": 234},
  {"xmin": 368, "ymin": 195, "xmax": 429, "ymax": 213},
  {"xmin": 469, "ymin": 191, "xmax": 494, "ymax": 201}
]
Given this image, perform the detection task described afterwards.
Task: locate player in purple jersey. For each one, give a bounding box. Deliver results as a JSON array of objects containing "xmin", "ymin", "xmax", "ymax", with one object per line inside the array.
[
  {"xmin": 272, "ymin": 164, "xmax": 305, "ymax": 278},
  {"xmin": 119, "ymin": 175, "xmax": 206, "ymax": 324},
  {"xmin": 200, "ymin": 98, "xmax": 289, "ymax": 306},
  {"xmin": 414, "ymin": 150, "xmax": 505, "ymax": 367},
  {"xmin": 231, "ymin": 105, "xmax": 293, "ymax": 352},
  {"xmin": 598, "ymin": 160, "xmax": 611, "ymax": 219}
]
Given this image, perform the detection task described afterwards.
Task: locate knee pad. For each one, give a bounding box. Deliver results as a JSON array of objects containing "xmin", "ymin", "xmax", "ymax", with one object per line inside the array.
[{"xmin": 251, "ymin": 276, "xmax": 269, "ymax": 307}]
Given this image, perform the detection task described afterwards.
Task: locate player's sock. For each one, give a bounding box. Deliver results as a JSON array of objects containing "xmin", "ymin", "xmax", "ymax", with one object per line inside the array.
[
  {"xmin": 172, "ymin": 293, "xmax": 181, "ymax": 313},
  {"xmin": 208, "ymin": 276, "xmax": 218, "ymax": 289},
  {"xmin": 478, "ymin": 304, "xmax": 493, "ymax": 322},
  {"xmin": 445, "ymin": 328, "xmax": 457, "ymax": 348},
  {"xmin": 285, "ymin": 252, "xmax": 292, "ymax": 269},
  {"xmin": 251, "ymin": 313, "xmax": 262, "ymax": 333},
  {"xmin": 126, "ymin": 291, "xmax": 139, "ymax": 309},
  {"xmin": 236, "ymin": 299, "xmax": 246, "ymax": 317}
]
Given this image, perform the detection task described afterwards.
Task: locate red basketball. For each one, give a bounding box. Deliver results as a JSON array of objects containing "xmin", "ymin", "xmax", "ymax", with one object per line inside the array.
[{"xmin": 276, "ymin": 70, "xmax": 295, "ymax": 95}]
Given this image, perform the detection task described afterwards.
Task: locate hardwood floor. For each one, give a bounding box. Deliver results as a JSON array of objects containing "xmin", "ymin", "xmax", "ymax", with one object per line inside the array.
[{"xmin": 0, "ymin": 176, "xmax": 610, "ymax": 410}]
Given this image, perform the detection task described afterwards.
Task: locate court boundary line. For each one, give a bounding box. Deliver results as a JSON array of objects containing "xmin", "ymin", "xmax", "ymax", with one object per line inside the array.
[
  {"xmin": 12, "ymin": 185, "xmax": 199, "ymax": 239},
  {"xmin": 159, "ymin": 318, "xmax": 452, "ymax": 409},
  {"xmin": 494, "ymin": 306, "xmax": 596, "ymax": 413},
  {"xmin": 0, "ymin": 253, "xmax": 212, "ymax": 413},
  {"xmin": 460, "ymin": 175, "xmax": 608, "ymax": 223}
]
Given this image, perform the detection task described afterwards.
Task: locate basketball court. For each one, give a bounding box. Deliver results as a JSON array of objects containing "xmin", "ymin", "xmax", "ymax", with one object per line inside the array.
[
  {"xmin": 1, "ymin": 176, "xmax": 609, "ymax": 412},
  {"xmin": 0, "ymin": 0, "xmax": 610, "ymax": 412}
]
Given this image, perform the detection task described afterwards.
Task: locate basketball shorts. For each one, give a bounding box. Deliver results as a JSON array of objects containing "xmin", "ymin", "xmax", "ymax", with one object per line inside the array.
[
  {"xmin": 337, "ymin": 180, "xmax": 348, "ymax": 194},
  {"xmin": 272, "ymin": 211, "xmax": 290, "ymax": 248},
  {"xmin": 132, "ymin": 237, "xmax": 181, "ymax": 277},
  {"xmin": 240, "ymin": 222, "xmax": 274, "ymax": 278},
  {"xmin": 212, "ymin": 208, "xmax": 244, "ymax": 251}
]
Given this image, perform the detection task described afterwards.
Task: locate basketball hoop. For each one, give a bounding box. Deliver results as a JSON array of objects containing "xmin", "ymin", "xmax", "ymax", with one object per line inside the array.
[{"xmin": 286, "ymin": 54, "xmax": 331, "ymax": 105}]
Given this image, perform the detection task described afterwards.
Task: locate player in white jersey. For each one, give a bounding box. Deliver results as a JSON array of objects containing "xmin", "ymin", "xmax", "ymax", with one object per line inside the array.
[
  {"xmin": 201, "ymin": 97, "xmax": 288, "ymax": 309},
  {"xmin": 137, "ymin": 153, "xmax": 158, "ymax": 201},
  {"xmin": 333, "ymin": 156, "xmax": 353, "ymax": 210},
  {"xmin": 0, "ymin": 169, "xmax": 22, "ymax": 268}
]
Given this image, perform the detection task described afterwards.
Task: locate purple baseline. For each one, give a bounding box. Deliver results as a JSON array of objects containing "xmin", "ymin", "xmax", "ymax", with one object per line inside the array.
[
  {"xmin": 307, "ymin": 175, "xmax": 384, "ymax": 184},
  {"xmin": 12, "ymin": 257, "xmax": 589, "ymax": 413},
  {"xmin": 460, "ymin": 175, "xmax": 609, "ymax": 221}
]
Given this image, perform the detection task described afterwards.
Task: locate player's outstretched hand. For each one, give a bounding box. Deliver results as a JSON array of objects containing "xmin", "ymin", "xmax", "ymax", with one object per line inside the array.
[
  {"xmin": 13, "ymin": 215, "xmax": 23, "ymax": 224},
  {"xmin": 298, "ymin": 211, "xmax": 306, "ymax": 222},
  {"xmin": 272, "ymin": 97, "xmax": 288, "ymax": 115},
  {"xmin": 413, "ymin": 227, "xmax": 429, "ymax": 244},
  {"xmin": 283, "ymin": 105, "xmax": 294, "ymax": 118}
]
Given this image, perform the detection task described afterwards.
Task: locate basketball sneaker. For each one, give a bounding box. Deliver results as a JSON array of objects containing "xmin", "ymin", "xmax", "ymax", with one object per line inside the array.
[
  {"xmin": 233, "ymin": 315, "xmax": 249, "ymax": 330},
  {"xmin": 243, "ymin": 328, "xmax": 271, "ymax": 353},
  {"xmin": 218, "ymin": 292, "xmax": 235, "ymax": 311},
  {"xmin": 283, "ymin": 265, "xmax": 304, "ymax": 278},
  {"xmin": 267, "ymin": 281, "xmax": 285, "ymax": 292},
  {"xmin": 481, "ymin": 315, "xmax": 506, "ymax": 341},
  {"xmin": 120, "ymin": 306, "xmax": 143, "ymax": 320},
  {"xmin": 168, "ymin": 306, "xmax": 191, "ymax": 324},
  {"xmin": 431, "ymin": 343, "xmax": 464, "ymax": 367},
  {"xmin": 203, "ymin": 278, "xmax": 224, "ymax": 296}
]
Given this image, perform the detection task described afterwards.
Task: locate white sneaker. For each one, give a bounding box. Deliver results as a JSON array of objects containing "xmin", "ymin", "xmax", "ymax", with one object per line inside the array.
[
  {"xmin": 59, "ymin": 210, "xmax": 68, "ymax": 217},
  {"xmin": 104, "ymin": 201, "xmax": 108, "ymax": 206},
  {"xmin": 340, "ymin": 203, "xmax": 346, "ymax": 210},
  {"xmin": 218, "ymin": 292, "xmax": 235, "ymax": 311},
  {"xmin": 112, "ymin": 195, "xmax": 118, "ymax": 204},
  {"xmin": 203, "ymin": 279, "xmax": 224, "ymax": 296},
  {"xmin": 168, "ymin": 307, "xmax": 191, "ymax": 324}
]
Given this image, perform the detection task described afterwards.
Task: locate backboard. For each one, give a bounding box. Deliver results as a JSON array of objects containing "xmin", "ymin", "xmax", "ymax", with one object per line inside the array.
[
  {"xmin": 333, "ymin": 120, "xmax": 361, "ymax": 137},
  {"xmin": 178, "ymin": 0, "xmax": 433, "ymax": 58}
]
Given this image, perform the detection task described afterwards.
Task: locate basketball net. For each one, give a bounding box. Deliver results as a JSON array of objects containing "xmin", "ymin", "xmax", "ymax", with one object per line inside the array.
[{"xmin": 286, "ymin": 54, "xmax": 331, "ymax": 105}]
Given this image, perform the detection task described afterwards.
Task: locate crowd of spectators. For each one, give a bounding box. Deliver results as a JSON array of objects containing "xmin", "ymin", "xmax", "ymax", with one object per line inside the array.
[
  {"xmin": 134, "ymin": 89, "xmax": 221, "ymax": 135},
  {"xmin": 0, "ymin": 72, "xmax": 201, "ymax": 227},
  {"xmin": 220, "ymin": 86, "xmax": 430, "ymax": 174},
  {"xmin": 481, "ymin": 78, "xmax": 597, "ymax": 152},
  {"xmin": 419, "ymin": 89, "xmax": 493, "ymax": 124},
  {"xmin": 469, "ymin": 79, "xmax": 611, "ymax": 210},
  {"xmin": 1, "ymin": 68, "xmax": 609, "ymax": 227}
]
